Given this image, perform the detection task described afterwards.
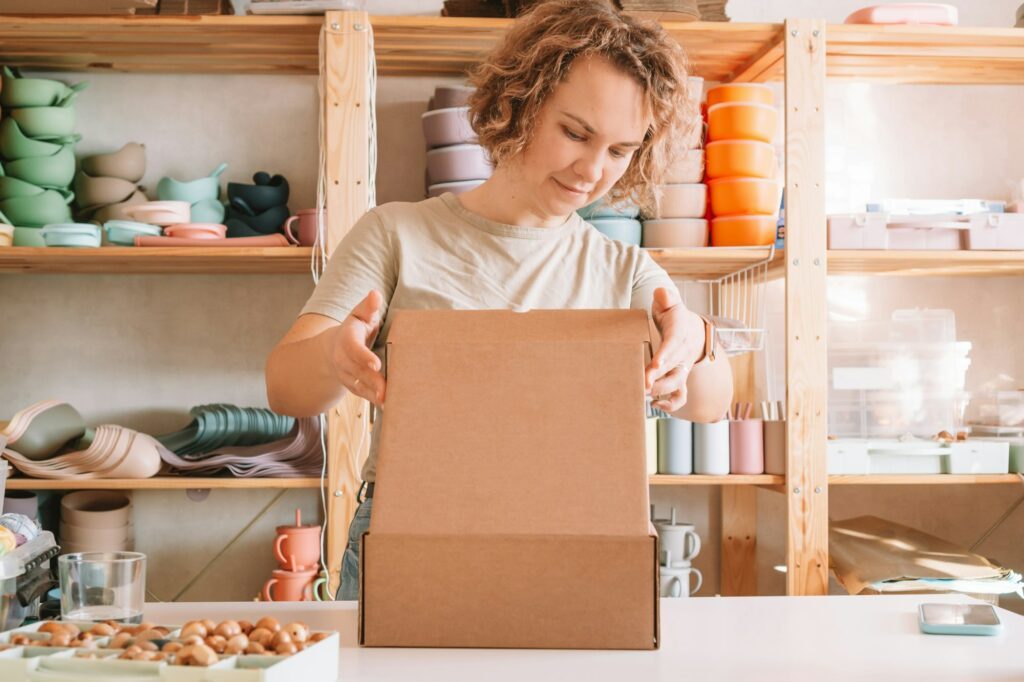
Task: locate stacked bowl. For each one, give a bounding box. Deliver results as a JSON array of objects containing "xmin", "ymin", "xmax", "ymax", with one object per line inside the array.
[
  {"xmin": 422, "ymin": 85, "xmax": 491, "ymax": 198},
  {"xmin": 75, "ymin": 142, "xmax": 148, "ymax": 225},
  {"xmin": 643, "ymin": 76, "xmax": 709, "ymax": 249},
  {"xmin": 225, "ymin": 171, "xmax": 290, "ymax": 238},
  {"xmin": 59, "ymin": 491, "xmax": 133, "ymax": 554},
  {"xmin": 579, "ymin": 196, "xmax": 642, "ymax": 246},
  {"xmin": 157, "ymin": 162, "xmax": 227, "ymax": 224},
  {"xmin": 0, "ymin": 67, "xmax": 84, "ymax": 246},
  {"xmin": 705, "ymin": 83, "xmax": 781, "ymax": 247}
]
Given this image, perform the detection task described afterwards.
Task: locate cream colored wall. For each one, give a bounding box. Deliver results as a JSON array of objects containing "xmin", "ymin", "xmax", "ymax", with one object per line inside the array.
[{"xmin": 2, "ymin": 1, "xmax": 1022, "ymax": 604}]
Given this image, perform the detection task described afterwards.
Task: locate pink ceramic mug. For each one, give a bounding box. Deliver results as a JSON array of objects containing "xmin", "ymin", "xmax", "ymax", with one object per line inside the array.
[
  {"xmin": 283, "ymin": 209, "xmax": 325, "ymax": 246},
  {"xmin": 262, "ymin": 568, "xmax": 317, "ymax": 602},
  {"xmin": 273, "ymin": 508, "xmax": 322, "ymax": 571}
]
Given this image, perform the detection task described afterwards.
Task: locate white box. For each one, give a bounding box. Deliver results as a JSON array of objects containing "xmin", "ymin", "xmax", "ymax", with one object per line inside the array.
[
  {"xmin": 828, "ymin": 213, "xmax": 887, "ymax": 249},
  {"xmin": 946, "ymin": 441, "xmax": 1010, "ymax": 474},
  {"xmin": 963, "ymin": 213, "xmax": 1024, "ymax": 250},
  {"xmin": 886, "ymin": 218, "xmax": 965, "ymax": 250}
]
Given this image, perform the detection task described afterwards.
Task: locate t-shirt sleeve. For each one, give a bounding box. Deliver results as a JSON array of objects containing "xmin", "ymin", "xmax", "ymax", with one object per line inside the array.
[
  {"xmin": 630, "ymin": 248, "xmax": 676, "ymax": 313},
  {"xmin": 299, "ymin": 209, "xmax": 398, "ymax": 323}
]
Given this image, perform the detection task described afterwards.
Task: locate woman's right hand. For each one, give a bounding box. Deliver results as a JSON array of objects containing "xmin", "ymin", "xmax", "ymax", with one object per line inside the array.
[{"xmin": 330, "ymin": 290, "xmax": 387, "ymax": 407}]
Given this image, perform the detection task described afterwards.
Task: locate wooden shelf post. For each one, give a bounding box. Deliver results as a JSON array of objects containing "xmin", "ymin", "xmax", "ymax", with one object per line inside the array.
[
  {"xmin": 323, "ymin": 10, "xmax": 374, "ymax": 596},
  {"xmin": 783, "ymin": 18, "xmax": 829, "ymax": 596}
]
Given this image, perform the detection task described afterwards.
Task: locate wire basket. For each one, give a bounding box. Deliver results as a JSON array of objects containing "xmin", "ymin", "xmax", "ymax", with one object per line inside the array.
[{"xmin": 700, "ymin": 246, "xmax": 774, "ymax": 356}]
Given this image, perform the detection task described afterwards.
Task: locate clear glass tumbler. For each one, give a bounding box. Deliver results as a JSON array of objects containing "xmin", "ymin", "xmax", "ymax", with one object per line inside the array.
[{"xmin": 58, "ymin": 552, "xmax": 146, "ymax": 623}]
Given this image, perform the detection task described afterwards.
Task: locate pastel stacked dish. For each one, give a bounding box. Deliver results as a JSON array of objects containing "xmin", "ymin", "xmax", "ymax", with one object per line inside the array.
[
  {"xmin": 423, "ymin": 85, "xmax": 490, "ymax": 197},
  {"xmin": 705, "ymin": 82, "xmax": 781, "ymax": 247},
  {"xmin": 75, "ymin": 142, "xmax": 148, "ymax": 225},
  {"xmin": 103, "ymin": 220, "xmax": 162, "ymax": 246},
  {"xmin": 59, "ymin": 491, "xmax": 133, "ymax": 554},
  {"xmin": 0, "ymin": 67, "xmax": 85, "ymax": 241},
  {"xmin": 645, "ymin": 76, "xmax": 707, "ymax": 248},
  {"xmin": 579, "ymin": 196, "xmax": 642, "ymax": 246},
  {"xmin": 156, "ymin": 162, "xmax": 227, "ymax": 226},
  {"xmin": 225, "ymin": 171, "xmax": 291, "ymax": 238},
  {"xmin": 40, "ymin": 222, "xmax": 101, "ymax": 248}
]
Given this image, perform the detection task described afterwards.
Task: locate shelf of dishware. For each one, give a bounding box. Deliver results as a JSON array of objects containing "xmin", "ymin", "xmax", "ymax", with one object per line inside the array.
[
  {"xmin": 826, "ymin": 250, "xmax": 1024, "ymax": 277},
  {"xmin": 0, "ymin": 246, "xmax": 314, "ymax": 274},
  {"xmin": 4, "ymin": 477, "xmax": 323, "ymax": 490},
  {"xmin": 829, "ymin": 474, "xmax": 1023, "ymax": 485},
  {"xmin": 650, "ymin": 474, "xmax": 783, "ymax": 485}
]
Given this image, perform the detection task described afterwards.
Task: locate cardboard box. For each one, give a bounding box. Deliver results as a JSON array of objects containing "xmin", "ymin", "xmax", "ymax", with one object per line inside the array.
[{"xmin": 359, "ymin": 309, "xmax": 659, "ymax": 649}]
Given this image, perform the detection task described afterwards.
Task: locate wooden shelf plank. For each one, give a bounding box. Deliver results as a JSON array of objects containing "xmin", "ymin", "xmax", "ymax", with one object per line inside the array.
[
  {"xmin": 372, "ymin": 17, "xmax": 784, "ymax": 81},
  {"xmin": 828, "ymin": 250, "xmax": 1024, "ymax": 277},
  {"xmin": 647, "ymin": 246, "xmax": 779, "ymax": 280},
  {"xmin": 5, "ymin": 477, "xmax": 322, "ymax": 490},
  {"xmin": 0, "ymin": 246, "xmax": 775, "ymax": 278},
  {"xmin": 650, "ymin": 474, "xmax": 784, "ymax": 485},
  {"xmin": 0, "ymin": 15, "xmax": 783, "ymax": 81},
  {"xmin": 0, "ymin": 247, "xmax": 314, "ymax": 274},
  {"xmin": 827, "ymin": 24, "xmax": 1024, "ymax": 84},
  {"xmin": 830, "ymin": 474, "xmax": 1022, "ymax": 485},
  {"xmin": 0, "ymin": 15, "xmax": 323, "ymax": 74}
]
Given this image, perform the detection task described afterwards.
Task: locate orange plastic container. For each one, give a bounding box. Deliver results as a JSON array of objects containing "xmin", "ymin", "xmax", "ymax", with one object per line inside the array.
[
  {"xmin": 707, "ymin": 102, "xmax": 778, "ymax": 143},
  {"xmin": 705, "ymin": 140, "xmax": 776, "ymax": 179},
  {"xmin": 705, "ymin": 83, "xmax": 774, "ymax": 107},
  {"xmin": 708, "ymin": 177, "xmax": 780, "ymax": 216},
  {"xmin": 711, "ymin": 215, "xmax": 778, "ymax": 247}
]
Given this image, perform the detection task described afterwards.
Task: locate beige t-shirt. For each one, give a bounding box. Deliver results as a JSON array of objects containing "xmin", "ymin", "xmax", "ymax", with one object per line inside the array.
[{"xmin": 300, "ymin": 192, "xmax": 673, "ymax": 482}]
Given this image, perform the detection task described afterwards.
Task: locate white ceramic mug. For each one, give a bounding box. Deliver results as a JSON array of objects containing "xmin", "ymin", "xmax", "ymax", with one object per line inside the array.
[
  {"xmin": 660, "ymin": 565, "xmax": 703, "ymax": 598},
  {"xmin": 657, "ymin": 523, "xmax": 701, "ymax": 567}
]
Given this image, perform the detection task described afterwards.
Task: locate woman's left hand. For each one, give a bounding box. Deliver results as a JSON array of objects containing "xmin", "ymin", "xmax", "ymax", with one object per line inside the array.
[{"xmin": 646, "ymin": 287, "xmax": 705, "ymax": 413}]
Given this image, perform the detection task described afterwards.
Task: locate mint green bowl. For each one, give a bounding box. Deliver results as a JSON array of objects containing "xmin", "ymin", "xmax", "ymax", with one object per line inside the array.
[
  {"xmin": 10, "ymin": 105, "xmax": 76, "ymax": 138},
  {"xmin": 1, "ymin": 67, "xmax": 87, "ymax": 108},
  {"xmin": 0, "ymin": 190, "xmax": 74, "ymax": 228},
  {"xmin": 0, "ymin": 118, "xmax": 64, "ymax": 160},
  {"xmin": 588, "ymin": 218, "xmax": 642, "ymax": 246},
  {"xmin": 13, "ymin": 226, "xmax": 46, "ymax": 247},
  {"xmin": 41, "ymin": 223, "xmax": 101, "ymax": 248},
  {"xmin": 4, "ymin": 144, "xmax": 76, "ymax": 187}
]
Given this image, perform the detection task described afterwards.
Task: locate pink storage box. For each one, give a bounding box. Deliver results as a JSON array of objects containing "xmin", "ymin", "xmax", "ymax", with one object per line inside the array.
[
  {"xmin": 886, "ymin": 216, "xmax": 965, "ymax": 250},
  {"xmin": 963, "ymin": 213, "xmax": 1024, "ymax": 250},
  {"xmin": 828, "ymin": 213, "xmax": 887, "ymax": 250},
  {"xmin": 844, "ymin": 3, "xmax": 958, "ymax": 26}
]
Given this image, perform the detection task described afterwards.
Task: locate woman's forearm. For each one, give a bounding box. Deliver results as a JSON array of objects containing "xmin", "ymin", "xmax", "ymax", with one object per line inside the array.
[{"xmin": 265, "ymin": 327, "xmax": 349, "ymax": 417}]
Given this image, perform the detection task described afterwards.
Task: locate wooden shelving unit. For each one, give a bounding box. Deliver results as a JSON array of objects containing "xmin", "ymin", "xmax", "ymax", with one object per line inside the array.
[
  {"xmin": 5, "ymin": 477, "xmax": 322, "ymax": 490},
  {"xmin": 830, "ymin": 474, "xmax": 1023, "ymax": 486},
  {"xmin": 0, "ymin": 247, "xmax": 314, "ymax": 274},
  {"xmin": 4, "ymin": 12, "xmax": 1023, "ymax": 601}
]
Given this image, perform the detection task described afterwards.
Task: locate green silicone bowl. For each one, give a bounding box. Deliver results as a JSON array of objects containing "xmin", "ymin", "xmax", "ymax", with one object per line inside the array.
[
  {"xmin": 1, "ymin": 67, "xmax": 87, "ymax": 108},
  {"xmin": 10, "ymin": 105, "xmax": 76, "ymax": 139},
  {"xmin": 4, "ymin": 144, "xmax": 76, "ymax": 188},
  {"xmin": 0, "ymin": 190, "xmax": 74, "ymax": 228},
  {"xmin": 0, "ymin": 118, "xmax": 64, "ymax": 160},
  {"xmin": 12, "ymin": 226, "xmax": 46, "ymax": 247}
]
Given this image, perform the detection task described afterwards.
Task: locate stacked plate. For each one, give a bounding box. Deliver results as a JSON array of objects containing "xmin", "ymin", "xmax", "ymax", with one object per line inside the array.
[
  {"xmin": 156, "ymin": 404, "xmax": 296, "ymax": 457},
  {"xmin": 59, "ymin": 491, "xmax": 133, "ymax": 554}
]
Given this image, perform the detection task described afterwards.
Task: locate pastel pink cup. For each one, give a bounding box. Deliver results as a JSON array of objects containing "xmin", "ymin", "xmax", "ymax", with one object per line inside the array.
[
  {"xmin": 729, "ymin": 419, "xmax": 765, "ymax": 474},
  {"xmin": 283, "ymin": 209, "xmax": 325, "ymax": 246}
]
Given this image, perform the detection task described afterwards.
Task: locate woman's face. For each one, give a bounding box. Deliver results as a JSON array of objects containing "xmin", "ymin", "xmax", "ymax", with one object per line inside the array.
[{"xmin": 513, "ymin": 55, "xmax": 651, "ymax": 221}]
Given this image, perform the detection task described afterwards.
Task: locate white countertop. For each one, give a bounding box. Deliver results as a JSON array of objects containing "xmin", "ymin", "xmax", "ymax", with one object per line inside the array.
[{"xmin": 146, "ymin": 594, "xmax": 1023, "ymax": 681}]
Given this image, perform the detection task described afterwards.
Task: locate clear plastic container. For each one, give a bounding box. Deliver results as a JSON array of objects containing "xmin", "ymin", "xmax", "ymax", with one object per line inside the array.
[
  {"xmin": 971, "ymin": 390, "xmax": 1024, "ymax": 427},
  {"xmin": 829, "ymin": 391, "xmax": 969, "ymax": 439}
]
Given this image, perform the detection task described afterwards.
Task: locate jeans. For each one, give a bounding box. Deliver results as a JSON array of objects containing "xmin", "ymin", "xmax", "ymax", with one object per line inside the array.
[{"xmin": 336, "ymin": 496, "xmax": 373, "ymax": 600}]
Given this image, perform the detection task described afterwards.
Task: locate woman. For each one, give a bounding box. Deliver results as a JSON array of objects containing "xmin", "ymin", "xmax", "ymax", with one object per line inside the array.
[{"xmin": 265, "ymin": 0, "xmax": 733, "ymax": 600}]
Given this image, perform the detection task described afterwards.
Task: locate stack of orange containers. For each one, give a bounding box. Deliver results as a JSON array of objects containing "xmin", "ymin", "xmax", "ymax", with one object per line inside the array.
[{"xmin": 704, "ymin": 84, "xmax": 781, "ymax": 247}]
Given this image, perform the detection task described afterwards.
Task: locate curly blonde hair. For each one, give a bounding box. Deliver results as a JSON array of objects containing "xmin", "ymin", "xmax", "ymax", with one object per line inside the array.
[{"xmin": 467, "ymin": 0, "xmax": 696, "ymax": 215}]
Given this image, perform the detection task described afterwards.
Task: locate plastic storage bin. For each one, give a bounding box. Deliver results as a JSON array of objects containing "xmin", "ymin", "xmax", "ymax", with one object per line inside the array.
[
  {"xmin": 886, "ymin": 217, "xmax": 965, "ymax": 250},
  {"xmin": 828, "ymin": 213, "xmax": 887, "ymax": 250},
  {"xmin": 827, "ymin": 439, "xmax": 1008, "ymax": 475},
  {"xmin": 963, "ymin": 213, "xmax": 1024, "ymax": 250}
]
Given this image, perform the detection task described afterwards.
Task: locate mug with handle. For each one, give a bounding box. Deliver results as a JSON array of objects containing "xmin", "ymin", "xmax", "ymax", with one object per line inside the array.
[
  {"xmin": 311, "ymin": 570, "xmax": 332, "ymax": 602},
  {"xmin": 660, "ymin": 565, "xmax": 703, "ymax": 598},
  {"xmin": 283, "ymin": 208, "xmax": 325, "ymax": 246},
  {"xmin": 262, "ymin": 568, "xmax": 317, "ymax": 602}
]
